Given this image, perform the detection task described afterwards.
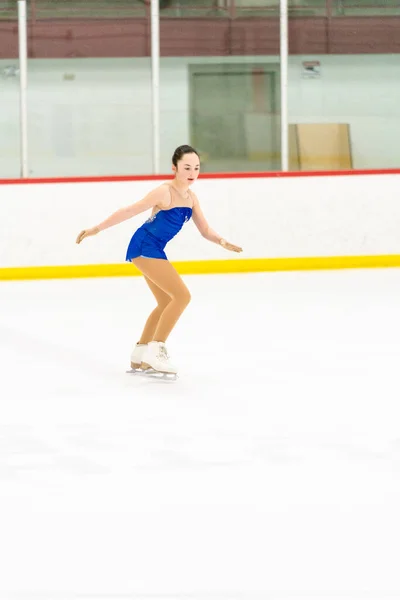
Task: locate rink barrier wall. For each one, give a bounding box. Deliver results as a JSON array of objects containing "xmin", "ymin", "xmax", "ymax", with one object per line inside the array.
[{"xmin": 2, "ymin": 169, "xmax": 400, "ymax": 280}]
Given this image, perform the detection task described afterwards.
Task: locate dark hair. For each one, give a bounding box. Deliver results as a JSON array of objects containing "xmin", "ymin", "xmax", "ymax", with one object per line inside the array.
[{"xmin": 172, "ymin": 144, "xmax": 200, "ymax": 167}]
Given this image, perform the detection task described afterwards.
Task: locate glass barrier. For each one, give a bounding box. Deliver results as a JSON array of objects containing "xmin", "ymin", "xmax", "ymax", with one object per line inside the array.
[
  {"xmin": 160, "ymin": 57, "xmax": 281, "ymax": 173},
  {"xmin": 333, "ymin": 0, "xmax": 400, "ymax": 16},
  {"xmin": 26, "ymin": 58, "xmax": 153, "ymax": 177},
  {"xmin": 0, "ymin": 2, "xmax": 21, "ymax": 177},
  {"xmin": 3, "ymin": 0, "xmax": 400, "ymax": 177},
  {"xmin": 287, "ymin": 54, "xmax": 400, "ymax": 170},
  {"xmin": 25, "ymin": 0, "xmax": 146, "ymax": 19}
]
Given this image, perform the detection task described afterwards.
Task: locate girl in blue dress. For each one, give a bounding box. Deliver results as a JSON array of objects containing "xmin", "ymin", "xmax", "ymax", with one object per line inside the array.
[{"xmin": 76, "ymin": 145, "xmax": 242, "ymax": 376}]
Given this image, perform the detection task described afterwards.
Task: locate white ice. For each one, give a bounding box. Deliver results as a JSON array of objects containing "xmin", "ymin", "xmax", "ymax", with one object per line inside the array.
[{"xmin": 0, "ymin": 269, "xmax": 400, "ymax": 600}]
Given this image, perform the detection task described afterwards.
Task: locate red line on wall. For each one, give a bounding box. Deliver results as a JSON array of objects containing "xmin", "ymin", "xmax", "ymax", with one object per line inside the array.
[{"xmin": 1, "ymin": 169, "xmax": 400, "ymax": 185}]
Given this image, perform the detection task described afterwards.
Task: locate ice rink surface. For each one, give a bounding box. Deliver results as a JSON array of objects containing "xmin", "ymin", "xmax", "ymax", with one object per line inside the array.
[{"xmin": 1, "ymin": 269, "xmax": 400, "ymax": 600}]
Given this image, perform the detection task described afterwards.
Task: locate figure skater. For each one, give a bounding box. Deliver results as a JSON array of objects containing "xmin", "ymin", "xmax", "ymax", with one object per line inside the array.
[{"xmin": 76, "ymin": 145, "xmax": 242, "ymax": 376}]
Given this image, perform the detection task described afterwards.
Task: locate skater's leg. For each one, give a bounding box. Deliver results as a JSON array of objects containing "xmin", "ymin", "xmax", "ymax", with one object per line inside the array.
[
  {"xmin": 132, "ymin": 258, "xmax": 191, "ymax": 342},
  {"xmin": 138, "ymin": 276, "xmax": 171, "ymax": 344}
]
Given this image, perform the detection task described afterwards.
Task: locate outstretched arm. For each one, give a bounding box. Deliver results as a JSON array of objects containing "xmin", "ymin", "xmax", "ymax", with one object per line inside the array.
[
  {"xmin": 76, "ymin": 185, "xmax": 170, "ymax": 244},
  {"xmin": 191, "ymin": 194, "xmax": 243, "ymax": 253}
]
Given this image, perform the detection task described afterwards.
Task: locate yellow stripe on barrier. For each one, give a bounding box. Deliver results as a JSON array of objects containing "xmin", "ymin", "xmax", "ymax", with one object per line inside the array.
[{"xmin": 1, "ymin": 255, "xmax": 400, "ymax": 281}]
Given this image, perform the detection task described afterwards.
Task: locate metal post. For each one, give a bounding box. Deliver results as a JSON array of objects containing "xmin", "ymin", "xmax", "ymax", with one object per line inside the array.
[
  {"xmin": 150, "ymin": 0, "xmax": 160, "ymax": 174},
  {"xmin": 18, "ymin": 0, "xmax": 29, "ymax": 178},
  {"xmin": 280, "ymin": 0, "xmax": 289, "ymax": 171}
]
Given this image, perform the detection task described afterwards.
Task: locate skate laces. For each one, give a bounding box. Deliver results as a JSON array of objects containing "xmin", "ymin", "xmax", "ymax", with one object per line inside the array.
[{"xmin": 157, "ymin": 344, "xmax": 170, "ymax": 362}]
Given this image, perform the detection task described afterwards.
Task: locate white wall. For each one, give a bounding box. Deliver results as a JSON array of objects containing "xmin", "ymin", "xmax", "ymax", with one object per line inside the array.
[
  {"xmin": 1, "ymin": 173, "xmax": 400, "ymax": 268},
  {"xmin": 1, "ymin": 54, "xmax": 400, "ymax": 177}
]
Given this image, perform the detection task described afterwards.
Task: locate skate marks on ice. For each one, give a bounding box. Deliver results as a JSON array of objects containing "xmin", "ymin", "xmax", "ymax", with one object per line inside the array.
[{"xmin": 2, "ymin": 420, "xmax": 400, "ymax": 480}]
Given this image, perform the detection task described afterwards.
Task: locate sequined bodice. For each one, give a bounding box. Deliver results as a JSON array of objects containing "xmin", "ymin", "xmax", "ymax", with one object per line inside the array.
[{"xmin": 141, "ymin": 206, "xmax": 192, "ymax": 244}]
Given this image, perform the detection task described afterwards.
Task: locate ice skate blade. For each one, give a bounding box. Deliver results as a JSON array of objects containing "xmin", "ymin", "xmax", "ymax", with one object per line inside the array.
[
  {"xmin": 126, "ymin": 367, "xmax": 177, "ymax": 380},
  {"xmin": 143, "ymin": 370, "xmax": 178, "ymax": 381},
  {"xmin": 126, "ymin": 367, "xmax": 156, "ymax": 375}
]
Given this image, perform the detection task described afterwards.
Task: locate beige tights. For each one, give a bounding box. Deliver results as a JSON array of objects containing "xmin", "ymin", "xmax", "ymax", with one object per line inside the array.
[{"xmin": 132, "ymin": 257, "xmax": 191, "ymax": 343}]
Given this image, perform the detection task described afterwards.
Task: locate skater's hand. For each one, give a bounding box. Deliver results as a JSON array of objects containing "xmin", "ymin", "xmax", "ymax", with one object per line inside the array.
[
  {"xmin": 220, "ymin": 239, "xmax": 243, "ymax": 253},
  {"xmin": 76, "ymin": 227, "xmax": 100, "ymax": 244}
]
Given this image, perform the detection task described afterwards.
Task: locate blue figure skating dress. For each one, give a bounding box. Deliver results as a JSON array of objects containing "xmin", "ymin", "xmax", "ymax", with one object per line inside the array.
[{"xmin": 126, "ymin": 206, "xmax": 192, "ymax": 261}]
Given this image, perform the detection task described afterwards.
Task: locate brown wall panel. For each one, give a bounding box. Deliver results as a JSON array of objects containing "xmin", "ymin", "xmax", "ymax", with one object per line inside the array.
[
  {"xmin": 2, "ymin": 17, "xmax": 400, "ymax": 59},
  {"xmin": 289, "ymin": 18, "xmax": 328, "ymax": 54},
  {"xmin": 160, "ymin": 19, "xmax": 230, "ymax": 56},
  {"xmin": 230, "ymin": 19, "xmax": 280, "ymax": 55},
  {"xmin": 162, "ymin": 18, "xmax": 328, "ymax": 56},
  {"xmin": 329, "ymin": 17, "xmax": 400, "ymax": 54},
  {"xmin": 0, "ymin": 23, "xmax": 19, "ymax": 59},
  {"xmin": 28, "ymin": 20, "xmax": 149, "ymax": 58}
]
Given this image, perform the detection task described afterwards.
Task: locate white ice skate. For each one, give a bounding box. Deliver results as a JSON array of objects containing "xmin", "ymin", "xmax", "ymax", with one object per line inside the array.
[
  {"xmin": 141, "ymin": 341, "xmax": 178, "ymax": 380},
  {"xmin": 127, "ymin": 343, "xmax": 154, "ymax": 374}
]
